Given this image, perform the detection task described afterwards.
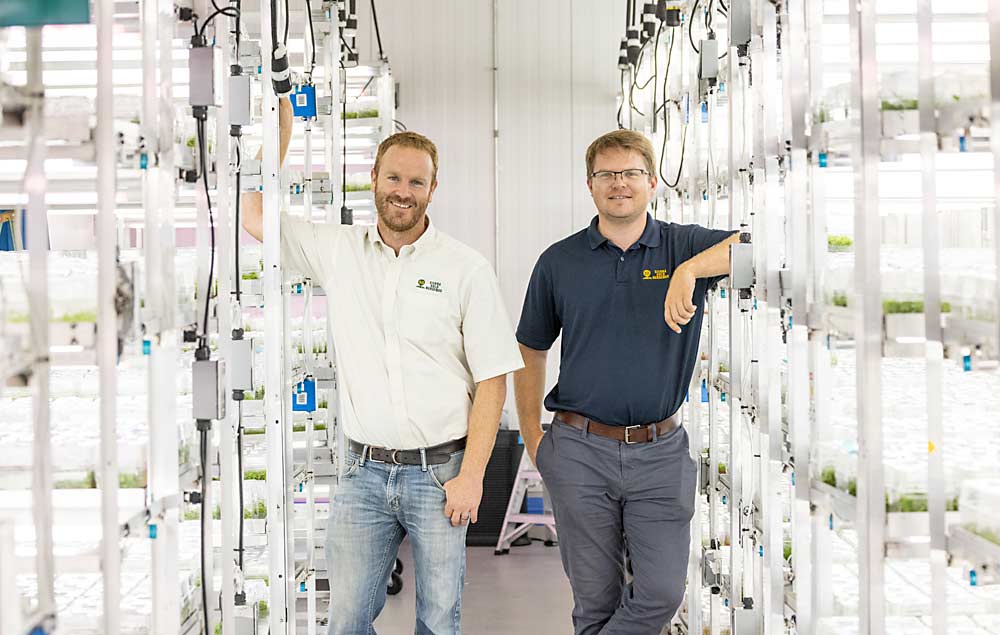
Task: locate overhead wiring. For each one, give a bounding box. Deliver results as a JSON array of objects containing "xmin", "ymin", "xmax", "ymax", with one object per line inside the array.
[{"xmin": 370, "ymin": 0, "xmax": 386, "ymax": 60}]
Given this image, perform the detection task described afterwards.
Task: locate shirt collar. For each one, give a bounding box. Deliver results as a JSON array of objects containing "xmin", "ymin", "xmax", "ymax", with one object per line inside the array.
[
  {"xmin": 587, "ymin": 213, "xmax": 661, "ymax": 250},
  {"xmin": 367, "ymin": 215, "xmax": 437, "ymax": 255}
]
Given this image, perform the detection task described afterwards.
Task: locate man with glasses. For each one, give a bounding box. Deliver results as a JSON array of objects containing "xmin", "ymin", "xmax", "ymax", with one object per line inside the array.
[{"xmin": 513, "ymin": 129, "xmax": 738, "ymax": 634}]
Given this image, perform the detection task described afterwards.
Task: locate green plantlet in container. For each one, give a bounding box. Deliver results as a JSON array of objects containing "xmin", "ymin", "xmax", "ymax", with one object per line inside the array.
[
  {"xmin": 717, "ymin": 463, "xmax": 727, "ymax": 475},
  {"xmin": 969, "ymin": 524, "xmax": 1000, "ymax": 545},
  {"xmin": 783, "ymin": 541, "xmax": 792, "ymax": 561},
  {"xmin": 847, "ymin": 478, "xmax": 857, "ymax": 497},
  {"xmin": 827, "ymin": 235, "xmax": 853, "ymax": 247},
  {"xmin": 183, "ymin": 508, "xmax": 200, "ymax": 521},
  {"xmin": 212, "ymin": 505, "xmax": 221, "ymax": 520},
  {"xmin": 186, "ymin": 136, "xmax": 196, "ymax": 148},
  {"xmin": 892, "ymin": 494, "xmax": 928, "ymax": 513},
  {"xmin": 882, "ymin": 300, "xmax": 953, "ymax": 315},
  {"xmin": 119, "ymin": 470, "xmax": 147, "ymax": 489},
  {"xmin": 821, "ymin": 466, "xmax": 836, "ymax": 488},
  {"xmin": 257, "ymin": 600, "xmax": 269, "ymax": 619},
  {"xmin": 245, "ymin": 500, "xmax": 267, "ymax": 519},
  {"xmin": 244, "ymin": 427, "xmax": 266, "ymax": 435},
  {"xmin": 241, "ymin": 271, "xmax": 259, "ymax": 280},
  {"xmin": 717, "ymin": 362, "xmax": 729, "ymax": 373},
  {"xmin": 57, "ymin": 311, "xmax": 98, "ymax": 323},
  {"xmin": 947, "ymin": 497, "xmax": 959, "ymax": 512},
  {"xmin": 831, "ymin": 292, "xmax": 848, "ymax": 307},
  {"xmin": 880, "ymin": 98, "xmax": 918, "ymax": 111},
  {"xmin": 244, "ymin": 469, "xmax": 267, "ymax": 480},
  {"xmin": 344, "ymin": 183, "xmax": 372, "ymax": 192}
]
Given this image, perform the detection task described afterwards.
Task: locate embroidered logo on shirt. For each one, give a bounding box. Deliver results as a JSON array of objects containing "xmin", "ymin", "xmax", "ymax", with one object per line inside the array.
[
  {"xmin": 642, "ymin": 269, "xmax": 670, "ymax": 280},
  {"xmin": 416, "ymin": 278, "xmax": 443, "ymax": 293}
]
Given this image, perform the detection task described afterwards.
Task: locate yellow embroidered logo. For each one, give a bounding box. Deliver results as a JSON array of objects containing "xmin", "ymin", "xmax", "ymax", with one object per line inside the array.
[
  {"xmin": 643, "ymin": 269, "xmax": 670, "ymax": 280},
  {"xmin": 416, "ymin": 278, "xmax": 443, "ymax": 293}
]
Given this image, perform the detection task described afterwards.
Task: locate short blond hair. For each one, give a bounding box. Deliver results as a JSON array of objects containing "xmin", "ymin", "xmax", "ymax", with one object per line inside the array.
[
  {"xmin": 374, "ymin": 132, "xmax": 439, "ymax": 181},
  {"xmin": 585, "ymin": 130, "xmax": 656, "ymax": 177}
]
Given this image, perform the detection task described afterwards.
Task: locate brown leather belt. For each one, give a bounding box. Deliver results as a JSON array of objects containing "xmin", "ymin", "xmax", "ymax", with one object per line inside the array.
[
  {"xmin": 349, "ymin": 437, "xmax": 467, "ymax": 466},
  {"xmin": 554, "ymin": 411, "xmax": 678, "ymax": 444}
]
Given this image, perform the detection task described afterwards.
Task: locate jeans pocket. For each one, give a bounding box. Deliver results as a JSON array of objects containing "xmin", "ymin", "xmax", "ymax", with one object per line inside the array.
[
  {"xmin": 340, "ymin": 452, "xmax": 362, "ymax": 480},
  {"xmin": 428, "ymin": 450, "xmax": 464, "ymax": 492}
]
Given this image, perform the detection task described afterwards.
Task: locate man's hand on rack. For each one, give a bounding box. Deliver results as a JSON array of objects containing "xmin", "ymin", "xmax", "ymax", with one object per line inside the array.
[
  {"xmin": 443, "ymin": 472, "xmax": 484, "ymax": 527},
  {"xmin": 663, "ymin": 264, "xmax": 698, "ymax": 334}
]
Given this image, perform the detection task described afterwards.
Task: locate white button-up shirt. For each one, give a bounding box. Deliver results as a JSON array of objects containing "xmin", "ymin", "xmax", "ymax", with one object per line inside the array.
[{"xmin": 281, "ymin": 213, "xmax": 524, "ymax": 449}]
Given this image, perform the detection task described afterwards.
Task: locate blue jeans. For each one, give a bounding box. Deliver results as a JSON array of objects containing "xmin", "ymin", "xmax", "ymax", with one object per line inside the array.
[{"xmin": 326, "ymin": 447, "xmax": 469, "ymax": 635}]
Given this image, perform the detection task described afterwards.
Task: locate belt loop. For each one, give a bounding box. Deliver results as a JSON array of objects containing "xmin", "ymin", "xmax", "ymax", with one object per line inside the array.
[
  {"xmin": 420, "ymin": 447, "xmax": 428, "ymax": 472},
  {"xmin": 581, "ymin": 419, "xmax": 590, "ymax": 438},
  {"xmin": 651, "ymin": 421, "xmax": 658, "ymax": 442},
  {"xmin": 359, "ymin": 445, "xmax": 369, "ymax": 467}
]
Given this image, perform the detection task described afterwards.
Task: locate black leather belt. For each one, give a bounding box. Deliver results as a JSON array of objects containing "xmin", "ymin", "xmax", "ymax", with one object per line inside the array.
[{"xmin": 349, "ymin": 437, "xmax": 467, "ymax": 466}]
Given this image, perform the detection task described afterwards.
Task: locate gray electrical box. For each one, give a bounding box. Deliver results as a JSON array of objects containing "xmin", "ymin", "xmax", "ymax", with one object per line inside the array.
[
  {"xmin": 193, "ymin": 359, "xmax": 226, "ymax": 420},
  {"xmin": 730, "ymin": 242, "xmax": 754, "ymax": 290},
  {"xmin": 230, "ymin": 338, "xmax": 253, "ymax": 392},
  {"xmin": 229, "ymin": 75, "xmax": 252, "ymax": 126},
  {"xmin": 699, "ymin": 37, "xmax": 719, "ymax": 82},
  {"xmin": 189, "ymin": 46, "xmax": 222, "ymax": 108},
  {"xmin": 730, "ymin": 0, "xmax": 752, "ymax": 48}
]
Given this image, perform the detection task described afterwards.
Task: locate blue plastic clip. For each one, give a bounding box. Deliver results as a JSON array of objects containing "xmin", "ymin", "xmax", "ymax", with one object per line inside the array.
[
  {"xmin": 140, "ymin": 153, "xmax": 148, "ymax": 170},
  {"xmin": 721, "ymin": 392, "xmax": 727, "ymax": 402},
  {"xmin": 818, "ymin": 152, "xmax": 828, "ymax": 168},
  {"xmin": 829, "ymin": 513, "xmax": 834, "ymax": 530},
  {"xmin": 701, "ymin": 379, "xmax": 709, "ymax": 403},
  {"xmin": 721, "ymin": 288, "xmax": 726, "ymax": 299},
  {"xmin": 143, "ymin": 339, "xmax": 151, "ymax": 355},
  {"xmin": 970, "ymin": 569, "xmax": 977, "ymax": 586},
  {"xmin": 759, "ymin": 546, "xmax": 764, "ymax": 557},
  {"xmin": 963, "ymin": 354, "xmax": 972, "ymax": 372},
  {"xmin": 721, "ymin": 495, "xmax": 727, "ymax": 505},
  {"xmin": 300, "ymin": 582, "xmax": 306, "ymax": 592},
  {"xmin": 149, "ymin": 524, "xmax": 158, "ymax": 539},
  {"xmin": 701, "ymin": 101, "xmax": 708, "ymax": 123}
]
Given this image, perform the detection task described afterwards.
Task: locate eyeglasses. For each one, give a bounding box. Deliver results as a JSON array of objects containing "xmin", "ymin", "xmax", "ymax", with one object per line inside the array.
[{"xmin": 590, "ymin": 169, "xmax": 650, "ymax": 183}]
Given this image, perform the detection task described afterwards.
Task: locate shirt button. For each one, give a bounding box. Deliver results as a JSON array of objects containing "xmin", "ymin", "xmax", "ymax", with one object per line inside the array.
[{"xmin": 620, "ymin": 256, "xmax": 624, "ymax": 262}]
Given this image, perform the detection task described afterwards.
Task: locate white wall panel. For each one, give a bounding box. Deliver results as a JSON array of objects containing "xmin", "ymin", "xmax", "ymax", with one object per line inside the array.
[
  {"xmin": 357, "ymin": 1, "xmax": 622, "ymax": 422},
  {"xmin": 357, "ymin": 0, "xmax": 497, "ymax": 263}
]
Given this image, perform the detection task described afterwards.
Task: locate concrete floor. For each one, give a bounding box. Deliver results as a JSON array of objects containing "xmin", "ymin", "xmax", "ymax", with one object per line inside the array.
[{"xmin": 373, "ymin": 539, "xmax": 574, "ymax": 634}]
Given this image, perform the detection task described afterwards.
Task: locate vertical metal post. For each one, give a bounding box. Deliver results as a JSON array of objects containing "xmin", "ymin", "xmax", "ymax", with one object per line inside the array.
[
  {"xmin": 303, "ymin": 282, "xmax": 316, "ymax": 635},
  {"xmin": 96, "ymin": 0, "xmax": 121, "ymax": 631},
  {"xmin": 0, "ymin": 520, "xmax": 17, "ymax": 635},
  {"xmin": 780, "ymin": 0, "xmax": 813, "ymax": 630},
  {"xmin": 262, "ymin": 0, "xmax": 290, "ymax": 629},
  {"xmin": 917, "ymin": 1, "xmax": 946, "ymax": 633},
  {"xmin": 24, "ymin": 25, "xmax": 56, "ymax": 626},
  {"xmin": 215, "ymin": 6, "xmax": 237, "ymax": 633},
  {"xmin": 756, "ymin": 2, "xmax": 784, "ymax": 632},
  {"xmin": 149, "ymin": 0, "xmax": 181, "ymax": 629},
  {"xmin": 849, "ymin": 0, "xmax": 886, "ymax": 631},
  {"xmin": 282, "ymin": 282, "xmax": 296, "ymax": 635},
  {"xmin": 990, "ymin": 0, "xmax": 1000, "ymax": 413}
]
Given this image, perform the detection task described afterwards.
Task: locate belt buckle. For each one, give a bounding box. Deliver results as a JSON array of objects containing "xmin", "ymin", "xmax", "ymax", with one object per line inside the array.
[
  {"xmin": 623, "ymin": 425, "xmax": 642, "ymax": 445},
  {"xmin": 366, "ymin": 446, "xmax": 384, "ymax": 463},
  {"xmin": 390, "ymin": 449, "xmax": 401, "ymax": 465},
  {"xmin": 367, "ymin": 447, "xmax": 402, "ymax": 464}
]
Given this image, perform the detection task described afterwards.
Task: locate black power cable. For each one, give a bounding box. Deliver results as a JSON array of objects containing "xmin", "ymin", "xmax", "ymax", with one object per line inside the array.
[
  {"xmin": 198, "ymin": 424, "xmax": 211, "ymax": 635},
  {"xmin": 194, "ymin": 115, "xmax": 216, "ymax": 345},
  {"xmin": 306, "ymin": 0, "xmax": 316, "ymax": 75},
  {"xmin": 370, "ymin": 0, "xmax": 385, "ymax": 61}
]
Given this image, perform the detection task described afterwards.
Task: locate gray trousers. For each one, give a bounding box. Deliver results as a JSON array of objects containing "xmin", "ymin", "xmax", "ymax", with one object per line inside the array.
[{"xmin": 535, "ymin": 418, "xmax": 697, "ymax": 635}]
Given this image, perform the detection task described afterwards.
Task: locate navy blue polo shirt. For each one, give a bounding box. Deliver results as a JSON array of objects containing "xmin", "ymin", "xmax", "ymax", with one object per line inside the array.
[{"xmin": 516, "ymin": 214, "xmax": 735, "ymax": 427}]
